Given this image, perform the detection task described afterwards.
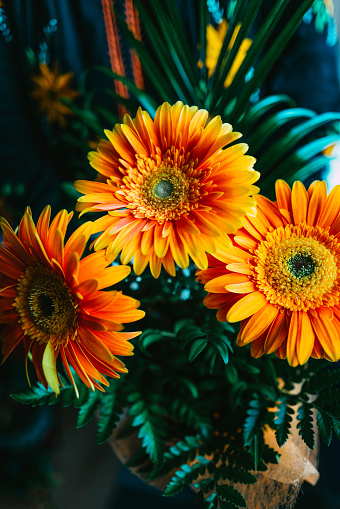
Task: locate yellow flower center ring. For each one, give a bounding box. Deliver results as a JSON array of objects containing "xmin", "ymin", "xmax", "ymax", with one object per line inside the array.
[
  {"xmin": 120, "ymin": 147, "xmax": 205, "ymax": 223},
  {"xmin": 253, "ymin": 224, "xmax": 340, "ymax": 312}
]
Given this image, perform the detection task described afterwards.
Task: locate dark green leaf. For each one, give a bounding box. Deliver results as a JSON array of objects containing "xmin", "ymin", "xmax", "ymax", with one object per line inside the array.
[
  {"xmin": 216, "ymin": 483, "xmax": 246, "ymax": 508},
  {"xmin": 297, "ymin": 402, "xmax": 315, "ymax": 450},
  {"xmin": 77, "ymin": 390, "xmax": 100, "ymax": 428},
  {"xmin": 97, "ymin": 390, "xmax": 123, "ymax": 445},
  {"xmin": 164, "ymin": 460, "xmax": 209, "ymax": 497},
  {"xmin": 228, "ymin": 0, "xmax": 315, "ymax": 121},
  {"xmin": 216, "ymin": 464, "xmax": 257, "ymax": 485},
  {"xmin": 189, "ymin": 339, "xmax": 209, "ymax": 362},
  {"xmin": 243, "ymin": 397, "xmax": 261, "ymax": 447},
  {"xmin": 317, "ymin": 409, "xmax": 333, "ymax": 446},
  {"xmin": 11, "ymin": 383, "xmax": 60, "ymax": 407},
  {"xmin": 274, "ymin": 397, "xmax": 293, "ymax": 447}
]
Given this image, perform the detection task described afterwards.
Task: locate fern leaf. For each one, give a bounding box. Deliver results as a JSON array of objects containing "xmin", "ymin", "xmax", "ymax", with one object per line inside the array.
[
  {"xmin": 317, "ymin": 409, "xmax": 333, "ymax": 446},
  {"xmin": 11, "ymin": 383, "xmax": 62, "ymax": 406},
  {"xmin": 274, "ymin": 397, "xmax": 294, "ymax": 447},
  {"xmin": 77, "ymin": 390, "xmax": 100, "ymax": 428},
  {"xmin": 129, "ymin": 393, "xmax": 167, "ymax": 467},
  {"xmin": 163, "ymin": 458, "xmax": 210, "ymax": 497},
  {"xmin": 216, "ymin": 483, "xmax": 246, "ymax": 508},
  {"xmin": 11, "ymin": 375, "xmax": 76, "ymax": 407},
  {"xmin": 136, "ymin": 417, "xmax": 166, "ymax": 467},
  {"xmin": 331, "ymin": 417, "xmax": 340, "ymax": 440},
  {"xmin": 261, "ymin": 443, "xmax": 279, "ymax": 466},
  {"xmin": 297, "ymin": 402, "xmax": 315, "ymax": 449},
  {"xmin": 96, "ymin": 391, "xmax": 123, "ymax": 445},
  {"xmin": 243, "ymin": 396, "xmax": 261, "ymax": 446},
  {"xmin": 216, "ymin": 464, "xmax": 257, "ymax": 485},
  {"xmin": 149, "ymin": 434, "xmax": 203, "ymax": 479}
]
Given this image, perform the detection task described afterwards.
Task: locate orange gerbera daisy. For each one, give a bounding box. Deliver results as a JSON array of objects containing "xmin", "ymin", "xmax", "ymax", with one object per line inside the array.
[
  {"xmin": 0, "ymin": 207, "xmax": 145, "ymax": 395},
  {"xmin": 30, "ymin": 62, "xmax": 78, "ymax": 127},
  {"xmin": 196, "ymin": 180, "xmax": 340, "ymax": 366},
  {"xmin": 74, "ymin": 101, "xmax": 259, "ymax": 278}
]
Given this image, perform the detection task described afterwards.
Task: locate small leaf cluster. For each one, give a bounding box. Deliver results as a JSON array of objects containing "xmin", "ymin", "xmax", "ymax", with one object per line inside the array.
[{"xmin": 12, "ymin": 326, "xmax": 340, "ymax": 509}]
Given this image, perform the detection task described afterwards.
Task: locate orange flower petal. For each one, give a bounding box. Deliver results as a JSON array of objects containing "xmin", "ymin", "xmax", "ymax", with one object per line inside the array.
[
  {"xmin": 275, "ymin": 179, "xmax": 292, "ymax": 214},
  {"xmin": 94, "ymin": 265, "xmax": 131, "ymax": 290},
  {"xmin": 318, "ymin": 184, "xmax": 340, "ymax": 229},
  {"xmin": 264, "ymin": 311, "xmax": 287, "ymax": 354},
  {"xmin": 291, "ymin": 181, "xmax": 308, "ymax": 225},
  {"xmin": 205, "ymin": 273, "xmax": 245, "ymax": 293},
  {"xmin": 250, "ymin": 334, "xmax": 265, "ymax": 358},
  {"xmin": 310, "ymin": 308, "xmax": 340, "ymax": 362},
  {"xmin": 78, "ymin": 327, "xmax": 114, "ymax": 362},
  {"xmin": 75, "ymin": 101, "xmax": 258, "ymax": 277},
  {"xmin": 238, "ymin": 303, "xmax": 278, "ymax": 344},
  {"xmin": 296, "ymin": 312, "xmax": 315, "ymax": 365},
  {"xmin": 286, "ymin": 312, "xmax": 300, "ymax": 367},
  {"xmin": 306, "ymin": 180, "xmax": 327, "ymax": 226},
  {"xmin": 227, "ymin": 291, "xmax": 268, "ymax": 322}
]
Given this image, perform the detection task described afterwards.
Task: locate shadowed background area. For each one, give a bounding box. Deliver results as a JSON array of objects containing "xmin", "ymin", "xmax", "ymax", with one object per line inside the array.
[{"xmin": 0, "ymin": 1, "xmax": 340, "ymax": 508}]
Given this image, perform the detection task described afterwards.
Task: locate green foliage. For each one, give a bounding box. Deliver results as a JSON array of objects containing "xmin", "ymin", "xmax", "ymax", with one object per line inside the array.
[
  {"xmin": 96, "ymin": 383, "xmax": 125, "ymax": 445},
  {"xmin": 11, "ymin": 382, "xmax": 62, "ymax": 406},
  {"xmin": 274, "ymin": 396, "xmax": 295, "ymax": 447},
  {"xmin": 243, "ymin": 396, "xmax": 262, "ymax": 447},
  {"xmin": 128, "ymin": 391, "xmax": 168, "ymax": 466},
  {"xmin": 297, "ymin": 402, "xmax": 315, "ymax": 449},
  {"xmin": 77, "ymin": 390, "xmax": 100, "ymax": 428},
  {"xmin": 11, "ymin": 375, "xmax": 88, "ymax": 408},
  {"xmin": 10, "ymin": 1, "xmax": 340, "ymax": 507},
  {"xmin": 215, "ymin": 465, "xmax": 257, "ymax": 485},
  {"xmin": 175, "ymin": 319, "xmax": 234, "ymax": 373},
  {"xmin": 149, "ymin": 434, "xmax": 203, "ymax": 479},
  {"xmin": 216, "ymin": 484, "xmax": 247, "ymax": 508},
  {"xmin": 163, "ymin": 457, "xmax": 211, "ymax": 497},
  {"xmin": 304, "ymin": 364, "xmax": 340, "ymax": 447},
  {"xmin": 317, "ymin": 409, "xmax": 333, "ymax": 447}
]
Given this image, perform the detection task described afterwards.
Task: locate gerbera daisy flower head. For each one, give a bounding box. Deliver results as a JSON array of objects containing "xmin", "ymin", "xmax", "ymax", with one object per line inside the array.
[
  {"xmin": 74, "ymin": 101, "xmax": 259, "ymax": 278},
  {"xmin": 0, "ymin": 206, "xmax": 145, "ymax": 395},
  {"xmin": 196, "ymin": 180, "xmax": 340, "ymax": 367},
  {"xmin": 30, "ymin": 62, "xmax": 78, "ymax": 127}
]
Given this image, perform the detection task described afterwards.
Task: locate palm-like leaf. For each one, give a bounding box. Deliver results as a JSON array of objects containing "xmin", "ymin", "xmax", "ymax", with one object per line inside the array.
[{"xmin": 79, "ymin": 0, "xmax": 340, "ymax": 194}]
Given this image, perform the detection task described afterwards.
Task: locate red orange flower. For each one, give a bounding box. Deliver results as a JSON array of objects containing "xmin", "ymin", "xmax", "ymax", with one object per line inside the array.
[
  {"xmin": 74, "ymin": 101, "xmax": 259, "ymax": 278},
  {"xmin": 197, "ymin": 180, "xmax": 340, "ymax": 366},
  {"xmin": 0, "ymin": 207, "xmax": 144, "ymax": 395}
]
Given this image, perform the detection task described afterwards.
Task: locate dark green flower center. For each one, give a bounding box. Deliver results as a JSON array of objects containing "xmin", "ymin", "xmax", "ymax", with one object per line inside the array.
[
  {"xmin": 287, "ymin": 254, "xmax": 316, "ymax": 279},
  {"xmin": 153, "ymin": 180, "xmax": 173, "ymax": 199},
  {"xmin": 25, "ymin": 270, "xmax": 77, "ymax": 335},
  {"xmin": 37, "ymin": 293, "xmax": 55, "ymax": 318}
]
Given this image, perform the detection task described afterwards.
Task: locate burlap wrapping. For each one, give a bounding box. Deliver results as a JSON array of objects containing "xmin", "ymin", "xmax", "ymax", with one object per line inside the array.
[{"xmin": 110, "ymin": 405, "xmax": 319, "ymax": 509}]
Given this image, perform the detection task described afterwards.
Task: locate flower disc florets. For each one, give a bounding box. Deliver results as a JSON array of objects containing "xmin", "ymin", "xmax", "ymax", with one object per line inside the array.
[
  {"xmin": 197, "ymin": 180, "xmax": 340, "ymax": 366},
  {"xmin": 75, "ymin": 101, "xmax": 259, "ymax": 278}
]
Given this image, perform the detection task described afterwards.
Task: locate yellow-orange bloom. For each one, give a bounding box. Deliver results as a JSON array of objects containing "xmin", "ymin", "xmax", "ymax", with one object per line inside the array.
[
  {"xmin": 30, "ymin": 63, "xmax": 78, "ymax": 127},
  {"xmin": 0, "ymin": 207, "xmax": 145, "ymax": 395},
  {"xmin": 205, "ymin": 21, "xmax": 252, "ymax": 88},
  {"xmin": 197, "ymin": 180, "xmax": 340, "ymax": 366},
  {"xmin": 74, "ymin": 102, "xmax": 259, "ymax": 278}
]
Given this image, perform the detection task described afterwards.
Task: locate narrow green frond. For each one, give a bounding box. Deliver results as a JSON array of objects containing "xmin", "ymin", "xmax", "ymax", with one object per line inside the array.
[
  {"xmin": 211, "ymin": 0, "xmax": 264, "ymax": 108},
  {"xmin": 227, "ymin": 0, "xmax": 315, "ymax": 122}
]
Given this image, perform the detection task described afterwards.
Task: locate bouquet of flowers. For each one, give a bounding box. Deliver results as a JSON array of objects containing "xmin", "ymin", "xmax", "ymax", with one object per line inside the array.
[{"xmin": 1, "ymin": 0, "xmax": 340, "ymax": 507}]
